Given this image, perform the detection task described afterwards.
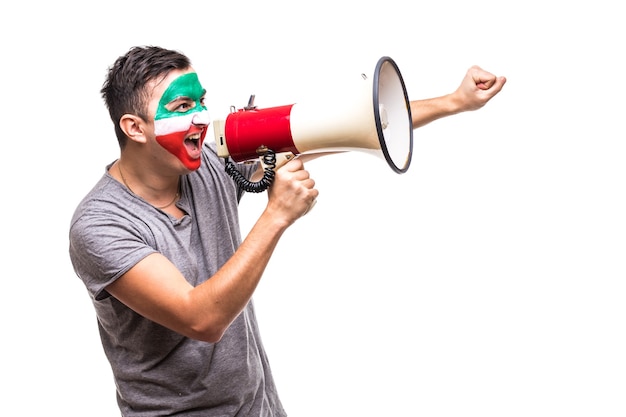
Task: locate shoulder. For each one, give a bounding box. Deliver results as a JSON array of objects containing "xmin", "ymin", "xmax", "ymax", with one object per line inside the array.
[
  {"xmin": 69, "ymin": 173, "xmax": 157, "ymax": 245},
  {"xmin": 69, "ymin": 173, "xmax": 159, "ymax": 298}
]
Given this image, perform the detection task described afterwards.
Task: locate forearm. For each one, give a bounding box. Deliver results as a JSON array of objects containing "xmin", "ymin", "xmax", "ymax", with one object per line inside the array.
[
  {"xmin": 410, "ymin": 95, "xmax": 461, "ymax": 129},
  {"xmin": 107, "ymin": 205, "xmax": 299, "ymax": 344},
  {"xmin": 190, "ymin": 209, "xmax": 289, "ymax": 342},
  {"xmin": 190, "ymin": 159, "xmax": 315, "ymax": 342}
]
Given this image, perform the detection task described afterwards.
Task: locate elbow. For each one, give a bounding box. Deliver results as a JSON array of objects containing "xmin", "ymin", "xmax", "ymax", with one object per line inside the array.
[
  {"xmin": 193, "ymin": 329, "xmax": 226, "ymax": 344},
  {"xmin": 186, "ymin": 318, "xmax": 229, "ymax": 344},
  {"xmin": 181, "ymin": 291, "xmax": 243, "ymax": 343}
]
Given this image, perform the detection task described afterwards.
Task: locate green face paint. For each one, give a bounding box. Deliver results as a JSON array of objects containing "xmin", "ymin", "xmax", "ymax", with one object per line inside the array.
[{"xmin": 155, "ymin": 72, "xmax": 206, "ymax": 120}]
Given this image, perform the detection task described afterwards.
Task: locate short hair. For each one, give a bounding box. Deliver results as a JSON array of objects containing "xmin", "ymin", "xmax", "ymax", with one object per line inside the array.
[{"xmin": 100, "ymin": 46, "xmax": 192, "ymax": 148}]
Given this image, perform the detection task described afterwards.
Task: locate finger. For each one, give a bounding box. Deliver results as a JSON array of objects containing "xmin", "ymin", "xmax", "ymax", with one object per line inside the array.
[
  {"xmin": 303, "ymin": 198, "xmax": 318, "ymax": 216},
  {"xmin": 280, "ymin": 157, "xmax": 304, "ymax": 172},
  {"xmin": 300, "ymin": 177, "xmax": 316, "ymax": 190},
  {"xmin": 483, "ymin": 76, "xmax": 507, "ymax": 98},
  {"xmin": 469, "ymin": 66, "xmax": 496, "ymax": 90},
  {"xmin": 475, "ymin": 73, "xmax": 496, "ymax": 90}
]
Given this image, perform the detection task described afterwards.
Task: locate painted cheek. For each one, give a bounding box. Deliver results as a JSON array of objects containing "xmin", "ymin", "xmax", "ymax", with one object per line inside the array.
[{"xmin": 156, "ymin": 132, "xmax": 201, "ymax": 170}]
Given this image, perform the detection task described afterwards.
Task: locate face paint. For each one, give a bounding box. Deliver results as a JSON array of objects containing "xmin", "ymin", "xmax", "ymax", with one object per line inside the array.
[{"xmin": 154, "ymin": 72, "xmax": 210, "ymax": 170}]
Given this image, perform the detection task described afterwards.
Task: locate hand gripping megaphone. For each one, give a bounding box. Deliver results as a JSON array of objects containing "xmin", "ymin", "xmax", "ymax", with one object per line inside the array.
[{"xmin": 213, "ymin": 56, "xmax": 413, "ymax": 192}]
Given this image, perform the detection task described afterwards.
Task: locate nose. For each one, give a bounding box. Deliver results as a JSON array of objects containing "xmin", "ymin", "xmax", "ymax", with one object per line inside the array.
[{"xmin": 192, "ymin": 110, "xmax": 211, "ymax": 126}]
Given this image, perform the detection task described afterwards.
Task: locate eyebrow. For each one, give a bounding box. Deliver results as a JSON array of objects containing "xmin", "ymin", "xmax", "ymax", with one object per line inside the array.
[{"xmin": 168, "ymin": 89, "xmax": 206, "ymax": 103}]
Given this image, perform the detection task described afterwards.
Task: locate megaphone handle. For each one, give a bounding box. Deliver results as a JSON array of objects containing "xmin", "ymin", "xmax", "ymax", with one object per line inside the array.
[{"xmin": 262, "ymin": 152, "xmax": 296, "ymax": 171}]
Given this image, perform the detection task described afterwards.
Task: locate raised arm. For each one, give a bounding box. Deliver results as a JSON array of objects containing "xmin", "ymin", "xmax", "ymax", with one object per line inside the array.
[{"xmin": 410, "ymin": 65, "xmax": 506, "ymax": 129}]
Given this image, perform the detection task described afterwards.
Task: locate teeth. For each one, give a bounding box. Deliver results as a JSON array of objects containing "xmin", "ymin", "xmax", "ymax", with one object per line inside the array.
[{"xmin": 187, "ymin": 133, "xmax": 201, "ymax": 141}]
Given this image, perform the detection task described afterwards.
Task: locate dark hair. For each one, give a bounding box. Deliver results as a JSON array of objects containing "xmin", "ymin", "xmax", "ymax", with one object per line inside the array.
[{"xmin": 100, "ymin": 46, "xmax": 192, "ymax": 148}]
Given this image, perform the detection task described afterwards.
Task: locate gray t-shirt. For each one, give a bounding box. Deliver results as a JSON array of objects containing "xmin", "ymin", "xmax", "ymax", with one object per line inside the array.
[{"xmin": 69, "ymin": 142, "xmax": 286, "ymax": 417}]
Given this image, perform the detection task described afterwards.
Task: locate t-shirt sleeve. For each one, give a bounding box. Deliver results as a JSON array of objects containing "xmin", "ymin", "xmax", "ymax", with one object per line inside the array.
[{"xmin": 69, "ymin": 210, "xmax": 157, "ymax": 301}]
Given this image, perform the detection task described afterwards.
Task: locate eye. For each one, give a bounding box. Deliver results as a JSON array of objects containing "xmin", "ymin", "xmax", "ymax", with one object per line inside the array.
[
  {"xmin": 174, "ymin": 102, "xmax": 193, "ymax": 112},
  {"xmin": 166, "ymin": 97, "xmax": 204, "ymax": 113}
]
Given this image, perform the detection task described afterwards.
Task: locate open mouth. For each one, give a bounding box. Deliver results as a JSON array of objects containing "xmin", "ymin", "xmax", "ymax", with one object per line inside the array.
[{"xmin": 185, "ymin": 132, "xmax": 202, "ymax": 157}]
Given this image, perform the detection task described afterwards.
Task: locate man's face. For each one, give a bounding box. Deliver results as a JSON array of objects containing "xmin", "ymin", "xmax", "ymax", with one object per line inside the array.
[{"xmin": 152, "ymin": 71, "xmax": 210, "ymax": 170}]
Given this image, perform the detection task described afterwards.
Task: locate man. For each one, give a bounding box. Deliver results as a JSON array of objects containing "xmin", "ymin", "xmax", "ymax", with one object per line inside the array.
[{"xmin": 69, "ymin": 46, "xmax": 505, "ymax": 416}]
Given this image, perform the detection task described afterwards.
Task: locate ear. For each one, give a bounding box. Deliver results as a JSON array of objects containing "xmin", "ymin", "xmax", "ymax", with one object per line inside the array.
[{"xmin": 119, "ymin": 114, "xmax": 148, "ymax": 144}]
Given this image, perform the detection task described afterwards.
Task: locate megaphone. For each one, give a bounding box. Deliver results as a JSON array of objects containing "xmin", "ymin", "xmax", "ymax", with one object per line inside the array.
[{"xmin": 213, "ymin": 56, "xmax": 413, "ymax": 192}]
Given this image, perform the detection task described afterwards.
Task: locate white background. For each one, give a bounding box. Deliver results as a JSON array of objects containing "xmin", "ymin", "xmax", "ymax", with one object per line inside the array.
[{"xmin": 1, "ymin": 1, "xmax": 624, "ymax": 416}]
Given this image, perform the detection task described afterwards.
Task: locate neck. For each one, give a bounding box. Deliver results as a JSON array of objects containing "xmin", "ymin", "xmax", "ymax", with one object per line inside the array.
[{"xmin": 117, "ymin": 160, "xmax": 180, "ymax": 210}]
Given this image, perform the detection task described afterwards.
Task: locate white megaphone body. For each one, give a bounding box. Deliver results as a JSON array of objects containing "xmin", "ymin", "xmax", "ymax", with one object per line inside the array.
[{"xmin": 213, "ymin": 56, "xmax": 413, "ymax": 192}]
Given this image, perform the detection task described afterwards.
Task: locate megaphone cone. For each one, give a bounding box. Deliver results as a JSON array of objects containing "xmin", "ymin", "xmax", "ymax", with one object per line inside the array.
[{"xmin": 213, "ymin": 56, "xmax": 413, "ymax": 191}]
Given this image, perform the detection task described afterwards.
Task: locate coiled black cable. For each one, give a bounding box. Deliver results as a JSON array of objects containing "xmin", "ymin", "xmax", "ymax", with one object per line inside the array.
[{"xmin": 224, "ymin": 149, "xmax": 277, "ymax": 193}]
